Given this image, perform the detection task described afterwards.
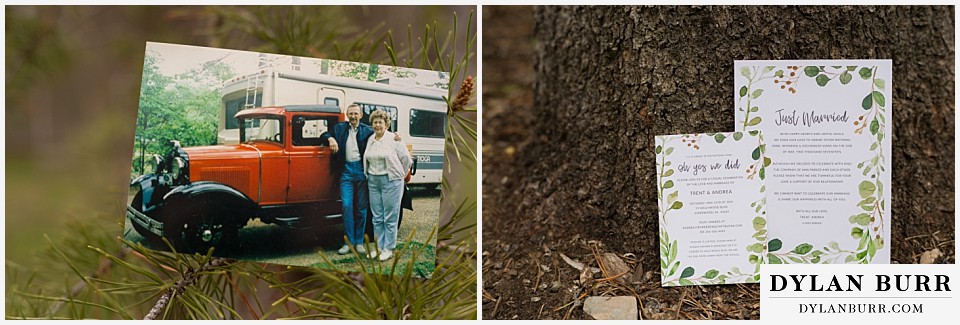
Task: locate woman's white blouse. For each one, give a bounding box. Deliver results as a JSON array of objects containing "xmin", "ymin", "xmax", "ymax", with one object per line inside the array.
[
  {"xmin": 364, "ymin": 131, "xmax": 413, "ymax": 180},
  {"xmin": 364, "ymin": 137, "xmax": 392, "ymax": 176}
]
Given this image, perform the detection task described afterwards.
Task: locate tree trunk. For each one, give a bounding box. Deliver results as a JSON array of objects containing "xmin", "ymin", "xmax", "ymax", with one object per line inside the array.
[{"xmin": 524, "ymin": 5, "xmax": 954, "ymax": 269}]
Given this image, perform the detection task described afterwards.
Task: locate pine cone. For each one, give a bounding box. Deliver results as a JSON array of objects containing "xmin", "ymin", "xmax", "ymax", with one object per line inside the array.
[{"xmin": 451, "ymin": 75, "xmax": 474, "ymax": 112}]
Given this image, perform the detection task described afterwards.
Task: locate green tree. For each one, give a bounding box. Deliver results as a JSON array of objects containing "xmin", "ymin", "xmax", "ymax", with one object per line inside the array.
[
  {"xmin": 132, "ymin": 53, "xmax": 236, "ymax": 176},
  {"xmin": 134, "ymin": 53, "xmax": 175, "ymax": 175}
]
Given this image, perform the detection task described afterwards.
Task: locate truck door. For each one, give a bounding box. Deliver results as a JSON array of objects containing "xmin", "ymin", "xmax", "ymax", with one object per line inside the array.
[{"xmin": 287, "ymin": 115, "xmax": 339, "ymax": 204}]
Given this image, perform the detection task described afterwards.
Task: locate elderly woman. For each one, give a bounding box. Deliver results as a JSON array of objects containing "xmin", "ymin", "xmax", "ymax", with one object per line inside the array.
[{"xmin": 364, "ymin": 109, "xmax": 413, "ymax": 261}]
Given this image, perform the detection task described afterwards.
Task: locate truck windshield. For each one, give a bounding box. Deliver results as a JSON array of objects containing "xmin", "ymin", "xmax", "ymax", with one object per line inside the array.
[{"xmin": 240, "ymin": 116, "xmax": 283, "ymax": 145}]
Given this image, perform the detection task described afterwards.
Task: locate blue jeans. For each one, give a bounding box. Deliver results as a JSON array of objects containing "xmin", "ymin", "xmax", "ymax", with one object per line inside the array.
[
  {"xmin": 368, "ymin": 174, "xmax": 403, "ymax": 251},
  {"xmin": 340, "ymin": 161, "xmax": 368, "ymax": 246}
]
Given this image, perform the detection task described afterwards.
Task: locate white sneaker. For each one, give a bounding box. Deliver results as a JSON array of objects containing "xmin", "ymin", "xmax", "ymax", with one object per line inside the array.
[
  {"xmin": 368, "ymin": 250, "xmax": 379, "ymax": 259},
  {"xmin": 355, "ymin": 245, "xmax": 366, "ymax": 254},
  {"xmin": 378, "ymin": 250, "xmax": 393, "ymax": 261},
  {"xmin": 337, "ymin": 244, "xmax": 351, "ymax": 255}
]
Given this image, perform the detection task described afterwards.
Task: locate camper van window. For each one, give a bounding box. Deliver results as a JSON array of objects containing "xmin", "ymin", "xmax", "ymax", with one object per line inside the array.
[
  {"xmin": 323, "ymin": 97, "xmax": 339, "ymax": 108},
  {"xmin": 292, "ymin": 116, "xmax": 334, "ymax": 147},
  {"xmin": 225, "ymin": 96, "xmax": 262, "ymax": 129},
  {"xmin": 356, "ymin": 103, "xmax": 398, "ymax": 131},
  {"xmin": 409, "ymin": 109, "xmax": 445, "ymax": 138}
]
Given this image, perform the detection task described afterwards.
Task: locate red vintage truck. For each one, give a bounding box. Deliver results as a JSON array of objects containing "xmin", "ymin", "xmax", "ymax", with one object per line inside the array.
[{"xmin": 127, "ymin": 105, "xmax": 352, "ymax": 254}]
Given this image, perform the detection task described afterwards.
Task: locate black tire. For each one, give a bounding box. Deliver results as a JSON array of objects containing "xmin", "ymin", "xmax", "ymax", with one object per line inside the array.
[
  {"xmin": 130, "ymin": 191, "xmax": 169, "ymax": 246},
  {"xmin": 162, "ymin": 197, "xmax": 240, "ymax": 256}
]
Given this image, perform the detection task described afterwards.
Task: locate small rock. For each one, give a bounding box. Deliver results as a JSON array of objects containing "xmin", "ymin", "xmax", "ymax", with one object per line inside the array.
[
  {"xmin": 920, "ymin": 248, "xmax": 942, "ymax": 264},
  {"xmin": 630, "ymin": 263, "xmax": 644, "ymax": 284},
  {"xmin": 531, "ymin": 297, "xmax": 541, "ymax": 302},
  {"xmin": 601, "ymin": 253, "xmax": 630, "ymax": 283},
  {"xmin": 579, "ymin": 267, "xmax": 594, "ymax": 286},
  {"xmin": 583, "ymin": 296, "xmax": 638, "ymax": 320}
]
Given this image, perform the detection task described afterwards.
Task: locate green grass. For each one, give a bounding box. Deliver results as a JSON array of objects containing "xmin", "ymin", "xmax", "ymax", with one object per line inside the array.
[{"xmin": 311, "ymin": 239, "xmax": 437, "ymax": 277}]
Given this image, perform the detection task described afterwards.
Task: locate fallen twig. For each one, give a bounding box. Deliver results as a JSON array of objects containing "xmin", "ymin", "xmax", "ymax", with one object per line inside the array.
[
  {"xmin": 675, "ymin": 289, "xmax": 686, "ymax": 320},
  {"xmin": 559, "ymin": 253, "xmax": 599, "ymax": 273}
]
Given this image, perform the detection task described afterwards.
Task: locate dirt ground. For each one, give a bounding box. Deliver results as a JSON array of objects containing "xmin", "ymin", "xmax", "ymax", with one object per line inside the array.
[{"xmin": 481, "ymin": 6, "xmax": 954, "ymax": 320}]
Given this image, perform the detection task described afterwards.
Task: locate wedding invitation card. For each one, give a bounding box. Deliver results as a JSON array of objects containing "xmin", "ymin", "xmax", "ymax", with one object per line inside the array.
[
  {"xmin": 734, "ymin": 60, "xmax": 892, "ymax": 264},
  {"xmin": 656, "ymin": 131, "xmax": 768, "ymax": 286}
]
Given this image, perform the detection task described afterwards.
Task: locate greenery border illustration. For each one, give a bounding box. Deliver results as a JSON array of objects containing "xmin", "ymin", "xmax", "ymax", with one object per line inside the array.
[
  {"xmin": 656, "ymin": 131, "xmax": 767, "ymax": 286},
  {"xmin": 739, "ymin": 64, "xmax": 888, "ymax": 264}
]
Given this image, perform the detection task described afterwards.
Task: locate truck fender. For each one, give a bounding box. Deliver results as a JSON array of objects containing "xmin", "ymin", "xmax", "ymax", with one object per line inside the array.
[
  {"xmin": 161, "ymin": 181, "xmax": 258, "ymax": 226},
  {"xmin": 132, "ymin": 173, "xmax": 165, "ymax": 213}
]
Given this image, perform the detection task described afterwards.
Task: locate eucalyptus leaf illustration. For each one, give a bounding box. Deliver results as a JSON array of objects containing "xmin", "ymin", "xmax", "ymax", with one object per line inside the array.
[
  {"xmin": 815, "ymin": 74, "xmax": 830, "ymax": 86},
  {"xmin": 704, "ymin": 269, "xmax": 719, "ymax": 279},
  {"xmin": 714, "ymin": 133, "xmax": 726, "ymax": 143},
  {"xmin": 792, "ymin": 243, "xmax": 813, "ymax": 255},
  {"xmin": 768, "ymin": 238, "xmax": 782, "ymax": 252},
  {"xmin": 874, "ymin": 78, "xmax": 885, "ymax": 89},
  {"xmin": 768, "ymin": 254, "xmax": 783, "ymax": 264},
  {"xmin": 861, "ymin": 93, "xmax": 873, "ymax": 110},
  {"xmin": 839, "ymin": 71, "xmax": 852, "ymax": 84},
  {"xmin": 858, "ymin": 180, "xmax": 876, "ymax": 198},
  {"xmin": 872, "ymin": 91, "xmax": 885, "ymax": 107},
  {"xmin": 752, "ymin": 217, "xmax": 766, "ymax": 231}
]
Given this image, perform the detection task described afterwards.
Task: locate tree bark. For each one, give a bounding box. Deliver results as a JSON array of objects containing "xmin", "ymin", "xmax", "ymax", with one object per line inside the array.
[{"xmin": 525, "ymin": 5, "xmax": 954, "ymax": 268}]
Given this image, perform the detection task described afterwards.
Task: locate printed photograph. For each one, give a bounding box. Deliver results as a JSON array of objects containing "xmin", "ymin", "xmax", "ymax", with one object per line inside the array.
[
  {"xmin": 7, "ymin": 5, "xmax": 475, "ymax": 320},
  {"xmin": 125, "ymin": 42, "xmax": 444, "ymax": 276}
]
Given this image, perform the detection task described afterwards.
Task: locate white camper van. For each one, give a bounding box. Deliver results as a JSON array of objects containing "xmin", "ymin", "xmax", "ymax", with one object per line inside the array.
[{"xmin": 219, "ymin": 68, "xmax": 446, "ymax": 186}]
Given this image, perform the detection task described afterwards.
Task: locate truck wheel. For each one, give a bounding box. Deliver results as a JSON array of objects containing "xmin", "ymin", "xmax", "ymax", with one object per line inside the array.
[
  {"xmin": 129, "ymin": 192, "xmax": 163, "ymax": 246},
  {"xmin": 165, "ymin": 200, "xmax": 239, "ymax": 256}
]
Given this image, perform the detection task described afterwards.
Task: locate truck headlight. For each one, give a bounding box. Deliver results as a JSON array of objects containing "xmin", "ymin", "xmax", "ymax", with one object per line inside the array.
[
  {"xmin": 146, "ymin": 154, "xmax": 163, "ymax": 174},
  {"xmin": 171, "ymin": 157, "xmax": 186, "ymax": 180}
]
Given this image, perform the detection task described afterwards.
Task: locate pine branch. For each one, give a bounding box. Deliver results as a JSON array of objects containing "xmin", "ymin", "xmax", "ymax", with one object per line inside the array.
[
  {"xmin": 144, "ymin": 258, "xmax": 230, "ymax": 320},
  {"xmin": 48, "ymin": 248, "xmax": 127, "ymax": 316}
]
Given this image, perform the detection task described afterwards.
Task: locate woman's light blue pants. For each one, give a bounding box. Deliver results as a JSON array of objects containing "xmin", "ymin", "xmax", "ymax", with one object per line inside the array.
[{"xmin": 367, "ymin": 174, "xmax": 403, "ymax": 251}]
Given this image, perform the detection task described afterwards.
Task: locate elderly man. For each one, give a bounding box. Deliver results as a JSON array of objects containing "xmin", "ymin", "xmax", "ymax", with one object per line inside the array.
[{"xmin": 323, "ymin": 104, "xmax": 374, "ymax": 255}]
